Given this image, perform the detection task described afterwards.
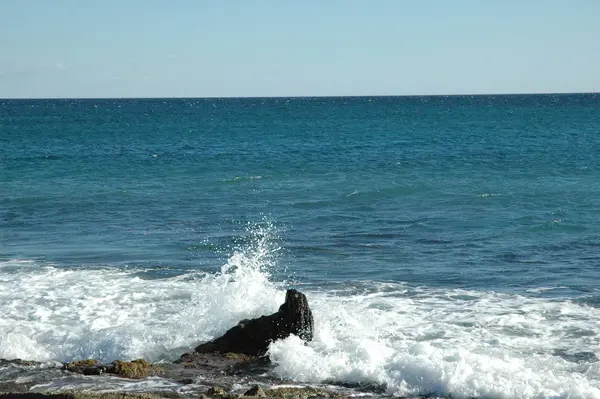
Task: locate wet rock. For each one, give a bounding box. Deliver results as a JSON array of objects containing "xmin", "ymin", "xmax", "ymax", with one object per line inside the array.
[
  {"xmin": 177, "ymin": 352, "xmax": 256, "ymax": 370},
  {"xmin": 63, "ymin": 359, "xmax": 103, "ymax": 375},
  {"xmin": 264, "ymin": 388, "xmax": 343, "ymax": 399},
  {"xmin": 171, "ymin": 351, "xmax": 271, "ymax": 386},
  {"xmin": 194, "ymin": 289, "xmax": 313, "ymax": 356},
  {"xmin": 0, "ymin": 395, "xmax": 74, "ymax": 399},
  {"xmin": 107, "ymin": 359, "xmax": 163, "ymax": 379},
  {"xmin": 63, "ymin": 359, "xmax": 163, "ymax": 380},
  {"xmin": 0, "ymin": 393, "xmax": 180, "ymax": 399},
  {"xmin": 325, "ymin": 380, "xmax": 388, "ymax": 394},
  {"xmin": 244, "ymin": 385, "xmax": 266, "ymax": 397},
  {"xmin": 0, "ymin": 382, "xmax": 30, "ymax": 393},
  {"xmin": 205, "ymin": 386, "xmax": 228, "ymax": 397},
  {"xmin": 0, "ymin": 359, "xmax": 41, "ymax": 367}
]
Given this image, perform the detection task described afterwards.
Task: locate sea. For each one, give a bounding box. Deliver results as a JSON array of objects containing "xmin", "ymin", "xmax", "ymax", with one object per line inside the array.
[{"xmin": 1, "ymin": 94, "xmax": 600, "ymax": 398}]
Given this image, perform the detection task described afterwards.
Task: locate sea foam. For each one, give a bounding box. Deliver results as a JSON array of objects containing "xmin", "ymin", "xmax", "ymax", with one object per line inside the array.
[
  {"xmin": 0, "ymin": 225, "xmax": 283, "ymax": 362},
  {"xmin": 2, "ymin": 227, "xmax": 600, "ymax": 398},
  {"xmin": 269, "ymin": 284, "xmax": 600, "ymax": 399}
]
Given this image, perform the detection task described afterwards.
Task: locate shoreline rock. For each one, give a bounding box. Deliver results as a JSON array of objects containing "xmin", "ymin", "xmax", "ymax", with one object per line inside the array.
[
  {"xmin": 0, "ymin": 386, "xmax": 350, "ymax": 399},
  {"xmin": 0, "ymin": 290, "xmax": 372, "ymax": 399},
  {"xmin": 57, "ymin": 289, "xmax": 315, "ymax": 390},
  {"xmin": 192, "ymin": 289, "xmax": 313, "ymax": 357},
  {"xmin": 62, "ymin": 359, "xmax": 164, "ymax": 379},
  {"xmin": 0, "ymin": 394, "xmax": 180, "ymax": 399}
]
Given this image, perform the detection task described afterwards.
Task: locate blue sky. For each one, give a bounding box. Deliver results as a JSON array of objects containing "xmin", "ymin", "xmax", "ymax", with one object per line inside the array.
[{"xmin": 1, "ymin": 0, "xmax": 599, "ymax": 98}]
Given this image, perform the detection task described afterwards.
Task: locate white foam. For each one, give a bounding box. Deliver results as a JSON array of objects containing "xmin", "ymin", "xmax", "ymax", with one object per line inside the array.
[
  {"xmin": 0, "ymin": 224, "xmax": 284, "ymax": 363},
  {"xmin": 3, "ymin": 227, "xmax": 600, "ymax": 398},
  {"xmin": 269, "ymin": 286, "xmax": 600, "ymax": 399},
  {"xmin": 525, "ymin": 286, "xmax": 569, "ymax": 294}
]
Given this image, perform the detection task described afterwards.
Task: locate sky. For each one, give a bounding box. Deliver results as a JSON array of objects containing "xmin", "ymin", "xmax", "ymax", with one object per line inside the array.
[{"xmin": 1, "ymin": 0, "xmax": 599, "ymax": 98}]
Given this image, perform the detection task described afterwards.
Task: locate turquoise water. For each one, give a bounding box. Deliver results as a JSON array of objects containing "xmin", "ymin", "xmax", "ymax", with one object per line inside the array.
[{"xmin": 1, "ymin": 94, "xmax": 600, "ymax": 398}]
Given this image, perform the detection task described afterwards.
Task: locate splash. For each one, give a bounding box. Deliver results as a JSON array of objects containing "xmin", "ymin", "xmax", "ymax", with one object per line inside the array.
[{"xmin": 0, "ymin": 223, "xmax": 284, "ymax": 363}]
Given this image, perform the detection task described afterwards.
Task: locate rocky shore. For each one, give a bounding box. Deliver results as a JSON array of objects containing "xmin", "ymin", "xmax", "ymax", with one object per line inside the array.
[{"xmin": 0, "ymin": 290, "xmax": 402, "ymax": 399}]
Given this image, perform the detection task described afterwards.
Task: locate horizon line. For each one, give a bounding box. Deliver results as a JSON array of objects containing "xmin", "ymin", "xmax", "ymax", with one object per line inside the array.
[{"xmin": 1, "ymin": 91, "xmax": 599, "ymax": 101}]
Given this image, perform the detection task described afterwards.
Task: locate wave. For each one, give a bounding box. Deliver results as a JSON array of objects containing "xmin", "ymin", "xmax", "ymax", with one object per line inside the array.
[
  {"xmin": 270, "ymin": 285, "xmax": 600, "ymax": 398},
  {"xmin": 1, "ymin": 226, "xmax": 600, "ymax": 398},
  {"xmin": 0, "ymin": 223, "xmax": 284, "ymax": 363}
]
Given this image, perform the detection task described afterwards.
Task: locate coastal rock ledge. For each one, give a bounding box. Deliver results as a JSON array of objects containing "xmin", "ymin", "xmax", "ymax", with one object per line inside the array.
[{"xmin": 191, "ymin": 289, "xmax": 314, "ymax": 357}]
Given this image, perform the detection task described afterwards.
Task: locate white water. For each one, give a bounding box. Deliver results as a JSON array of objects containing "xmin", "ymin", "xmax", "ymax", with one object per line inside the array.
[
  {"xmin": 270, "ymin": 286, "xmax": 600, "ymax": 398},
  {"xmin": 1, "ymin": 230, "xmax": 600, "ymax": 398},
  {"xmin": 0, "ymin": 226, "xmax": 283, "ymax": 362}
]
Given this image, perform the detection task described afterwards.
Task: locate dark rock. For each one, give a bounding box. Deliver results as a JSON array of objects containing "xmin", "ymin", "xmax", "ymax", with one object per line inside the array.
[
  {"xmin": 206, "ymin": 387, "xmax": 228, "ymax": 397},
  {"xmin": 324, "ymin": 380, "xmax": 388, "ymax": 394},
  {"xmin": 194, "ymin": 289, "xmax": 313, "ymax": 356},
  {"xmin": 244, "ymin": 385, "xmax": 266, "ymax": 397},
  {"xmin": 63, "ymin": 359, "xmax": 102, "ymax": 375},
  {"xmin": 173, "ymin": 351, "xmax": 270, "ymax": 381},
  {"xmin": 0, "ymin": 393, "xmax": 179, "ymax": 399},
  {"xmin": 264, "ymin": 388, "xmax": 343, "ymax": 399},
  {"xmin": 0, "ymin": 359, "xmax": 41, "ymax": 367},
  {"xmin": 63, "ymin": 359, "xmax": 163, "ymax": 380},
  {"xmin": 0, "ymin": 395, "xmax": 74, "ymax": 399},
  {"xmin": 0, "ymin": 382, "xmax": 30, "ymax": 393},
  {"xmin": 106, "ymin": 359, "xmax": 163, "ymax": 379}
]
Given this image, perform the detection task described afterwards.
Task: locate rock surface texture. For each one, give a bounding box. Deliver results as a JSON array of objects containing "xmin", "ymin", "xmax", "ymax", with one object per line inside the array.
[
  {"xmin": 62, "ymin": 359, "xmax": 163, "ymax": 379},
  {"xmin": 194, "ymin": 289, "xmax": 314, "ymax": 356}
]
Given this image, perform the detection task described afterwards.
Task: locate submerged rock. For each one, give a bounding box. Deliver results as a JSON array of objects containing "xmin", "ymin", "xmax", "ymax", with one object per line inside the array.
[
  {"xmin": 199, "ymin": 385, "xmax": 342, "ymax": 399},
  {"xmin": 194, "ymin": 289, "xmax": 313, "ymax": 356},
  {"xmin": 174, "ymin": 351, "xmax": 270, "ymax": 380}
]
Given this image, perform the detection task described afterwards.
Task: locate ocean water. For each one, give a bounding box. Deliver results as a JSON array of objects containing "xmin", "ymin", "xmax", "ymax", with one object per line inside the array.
[{"xmin": 1, "ymin": 94, "xmax": 600, "ymax": 398}]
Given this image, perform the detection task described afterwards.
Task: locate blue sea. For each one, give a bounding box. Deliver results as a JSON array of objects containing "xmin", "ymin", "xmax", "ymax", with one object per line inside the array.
[{"xmin": 1, "ymin": 94, "xmax": 600, "ymax": 398}]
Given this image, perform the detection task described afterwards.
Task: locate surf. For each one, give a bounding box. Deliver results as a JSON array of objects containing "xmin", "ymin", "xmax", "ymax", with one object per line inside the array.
[{"xmin": 2, "ymin": 225, "xmax": 600, "ymax": 398}]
